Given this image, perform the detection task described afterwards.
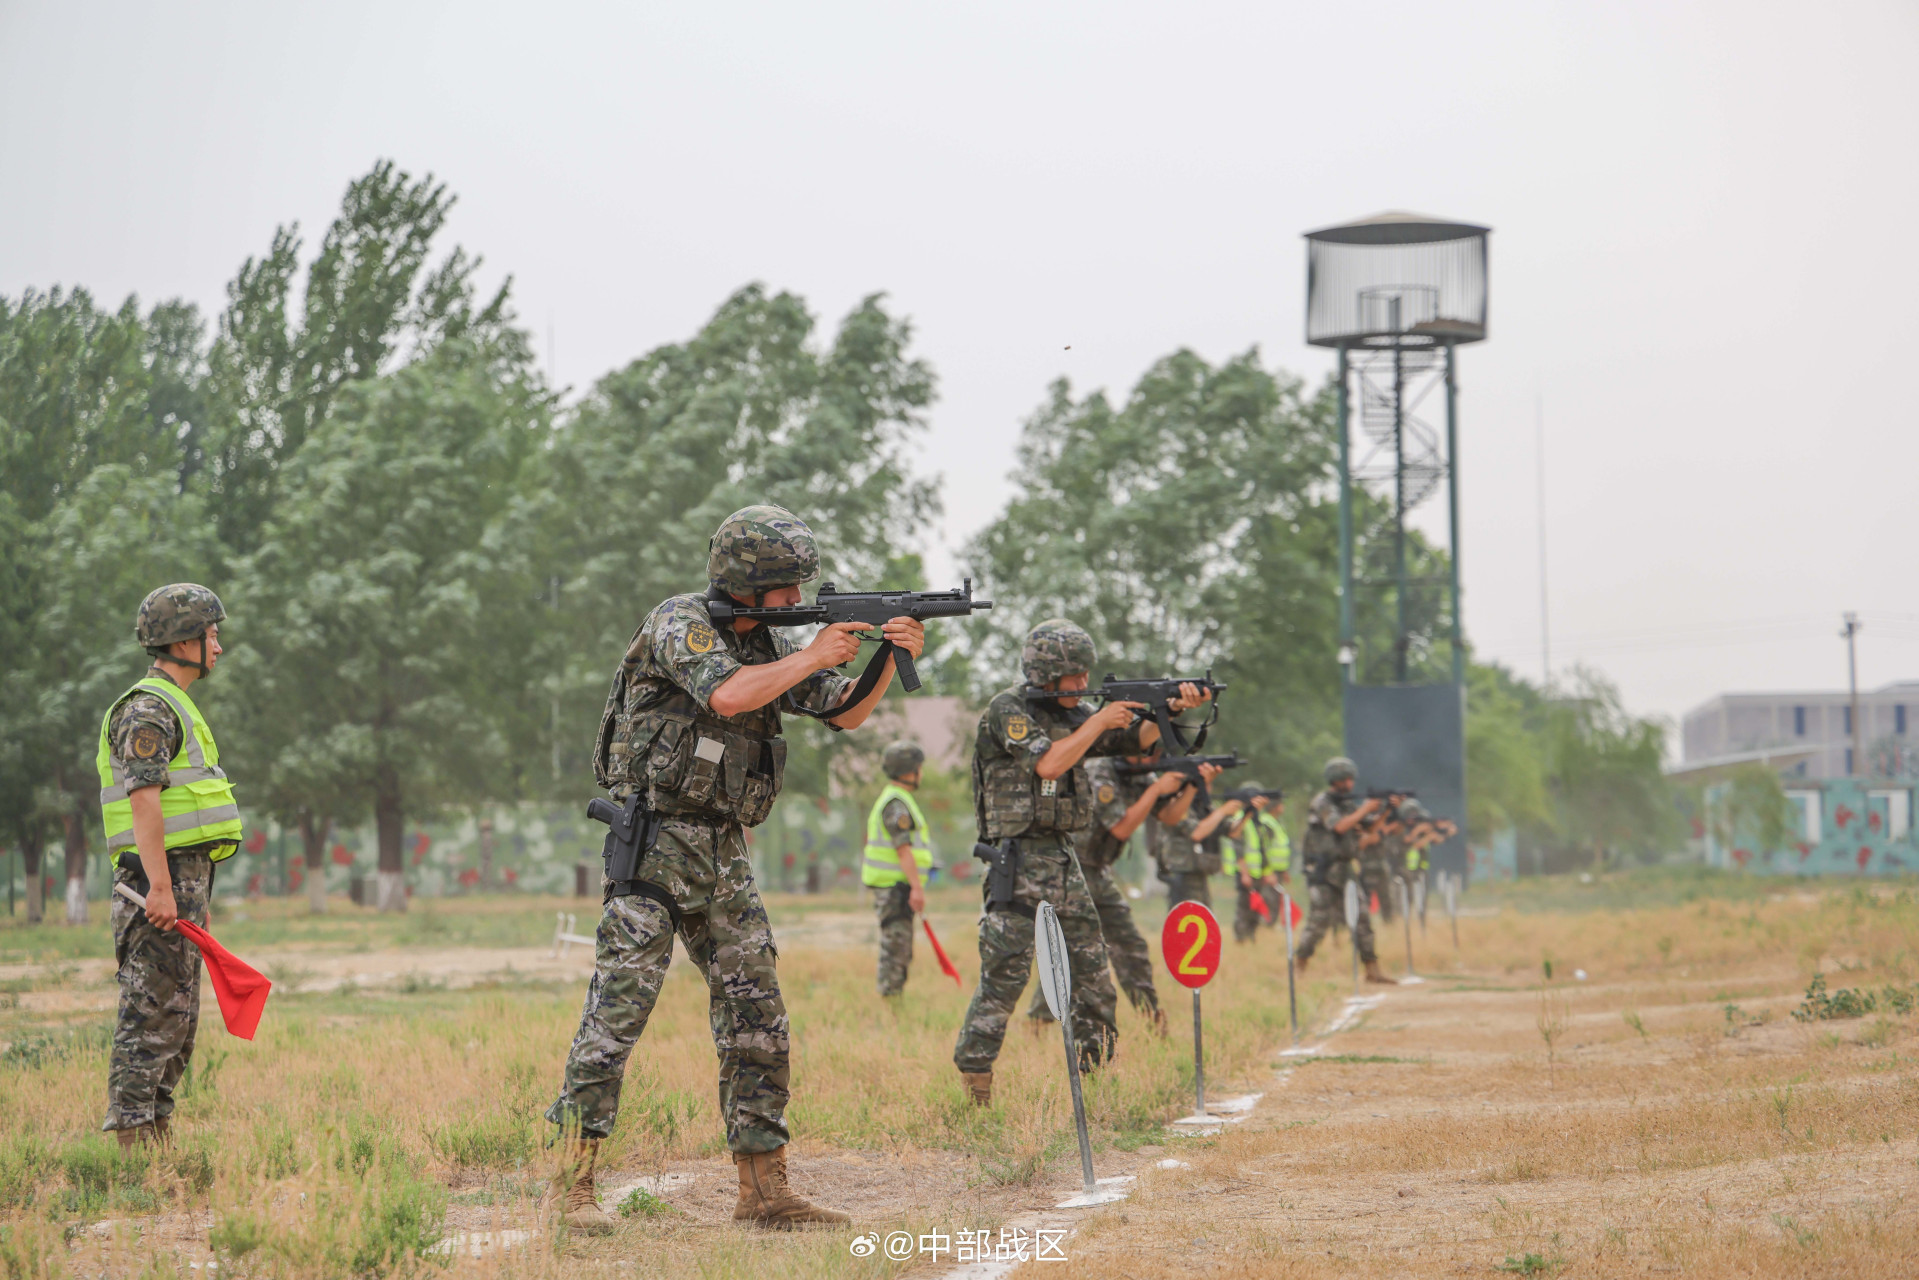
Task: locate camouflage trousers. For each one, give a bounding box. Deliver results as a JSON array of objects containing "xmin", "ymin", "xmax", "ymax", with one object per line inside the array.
[
  {"xmin": 1025, "ymin": 861, "xmax": 1160, "ymax": 1026},
  {"xmin": 546, "ymin": 818, "xmax": 790, "ymax": 1155},
  {"xmin": 1233, "ymin": 878, "xmax": 1283, "ymax": 943},
  {"xmin": 104, "ymin": 851, "xmax": 211, "ymax": 1131},
  {"xmin": 1362, "ymin": 861, "xmax": 1396, "ymax": 921},
  {"xmin": 1295, "ymin": 877, "xmax": 1376, "ymax": 964},
  {"xmin": 954, "ymin": 838, "xmax": 1118, "ymax": 1075},
  {"xmin": 872, "ymin": 884, "xmax": 915, "ymax": 997},
  {"xmin": 1160, "ymin": 869, "xmax": 1212, "ymax": 909}
]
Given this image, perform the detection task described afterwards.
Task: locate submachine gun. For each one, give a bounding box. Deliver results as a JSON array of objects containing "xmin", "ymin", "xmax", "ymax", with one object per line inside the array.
[
  {"xmin": 704, "ymin": 580, "xmax": 992, "ymax": 694},
  {"xmin": 1116, "ymin": 752, "xmax": 1245, "ymax": 819},
  {"xmin": 1023, "ymin": 672, "xmax": 1228, "ymax": 753}
]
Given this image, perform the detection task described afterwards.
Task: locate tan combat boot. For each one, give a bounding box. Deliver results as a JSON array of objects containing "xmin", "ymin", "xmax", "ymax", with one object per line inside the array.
[
  {"xmin": 1294, "ymin": 951, "xmax": 1311, "ymax": 976},
  {"xmin": 1146, "ymin": 1006, "xmax": 1169, "ymax": 1040},
  {"xmin": 115, "ymin": 1123, "xmax": 156, "ymax": 1151},
  {"xmin": 152, "ymin": 1115, "xmax": 172, "ymax": 1148},
  {"xmin": 732, "ymin": 1147, "xmax": 851, "ymax": 1228},
  {"xmin": 960, "ymin": 1070, "xmax": 993, "ymax": 1106},
  {"xmin": 1364, "ymin": 958, "xmax": 1398, "ymax": 985},
  {"xmin": 552, "ymin": 1138, "xmax": 615, "ymax": 1234}
]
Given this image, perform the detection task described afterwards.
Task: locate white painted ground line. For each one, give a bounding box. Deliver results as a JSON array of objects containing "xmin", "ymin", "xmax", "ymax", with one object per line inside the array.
[
  {"xmin": 428, "ymin": 1229, "xmax": 534, "ymax": 1258},
  {"xmin": 1054, "ymin": 1175, "xmax": 1136, "ymax": 1208}
]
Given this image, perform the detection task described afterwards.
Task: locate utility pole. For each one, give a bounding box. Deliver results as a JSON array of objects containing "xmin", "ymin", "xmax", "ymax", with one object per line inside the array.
[
  {"xmin": 1536, "ymin": 392, "xmax": 1550, "ymax": 690},
  {"xmin": 1842, "ymin": 612, "xmax": 1862, "ymax": 776}
]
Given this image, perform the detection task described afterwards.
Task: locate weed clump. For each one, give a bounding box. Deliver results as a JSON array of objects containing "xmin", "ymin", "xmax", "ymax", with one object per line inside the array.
[{"xmin": 1791, "ymin": 973, "xmax": 1918, "ymax": 1022}]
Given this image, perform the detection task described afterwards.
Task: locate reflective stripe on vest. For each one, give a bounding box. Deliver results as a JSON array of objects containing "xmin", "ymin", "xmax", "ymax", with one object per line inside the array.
[
  {"xmin": 1259, "ymin": 813, "xmax": 1291, "ymax": 872},
  {"xmin": 862, "ymin": 783, "xmax": 932, "ymax": 887},
  {"xmin": 97, "ymin": 677, "xmax": 243, "ymax": 859}
]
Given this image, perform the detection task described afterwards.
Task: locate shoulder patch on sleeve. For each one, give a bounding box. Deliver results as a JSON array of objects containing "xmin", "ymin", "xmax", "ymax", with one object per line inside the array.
[
  {"xmin": 894, "ymin": 811, "xmax": 914, "ymax": 832},
  {"xmin": 1005, "ymin": 713, "xmax": 1030, "ymax": 742},
  {"xmin": 129, "ymin": 725, "xmax": 166, "ymax": 760},
  {"xmin": 1096, "ymin": 783, "xmax": 1116, "ymax": 805},
  {"xmin": 685, "ymin": 622, "xmax": 717, "ymax": 654}
]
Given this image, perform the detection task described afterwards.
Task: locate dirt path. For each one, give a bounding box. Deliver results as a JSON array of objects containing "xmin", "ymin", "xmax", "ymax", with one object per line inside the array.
[{"xmin": 1037, "ymin": 966, "xmax": 1919, "ymax": 1277}]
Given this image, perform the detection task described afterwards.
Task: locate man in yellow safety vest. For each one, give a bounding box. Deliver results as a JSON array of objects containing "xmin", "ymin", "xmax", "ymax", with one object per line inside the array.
[
  {"xmin": 96, "ymin": 584, "xmax": 243, "ymax": 1148},
  {"xmin": 862, "ymin": 741, "xmax": 935, "ymax": 997}
]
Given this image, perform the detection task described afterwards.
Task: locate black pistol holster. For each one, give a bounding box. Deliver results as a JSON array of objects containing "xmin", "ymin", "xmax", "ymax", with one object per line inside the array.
[
  {"xmin": 974, "ymin": 838, "xmax": 1034, "ymax": 919},
  {"xmin": 586, "ymin": 794, "xmax": 675, "ymax": 927}
]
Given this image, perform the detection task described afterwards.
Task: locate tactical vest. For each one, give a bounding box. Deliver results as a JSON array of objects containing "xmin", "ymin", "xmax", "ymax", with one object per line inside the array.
[
  {"xmin": 1258, "ymin": 813, "xmax": 1292, "ymax": 873},
  {"xmin": 97, "ymin": 677, "xmax": 243, "ymax": 861},
  {"xmin": 862, "ymin": 784, "xmax": 933, "ymax": 887},
  {"xmin": 1301, "ymin": 788, "xmax": 1355, "ymax": 883},
  {"xmin": 1077, "ymin": 771, "xmax": 1144, "ymax": 871},
  {"xmin": 973, "ymin": 693, "xmax": 1093, "ymax": 842},
  {"xmin": 594, "ymin": 626, "xmax": 787, "ymax": 827}
]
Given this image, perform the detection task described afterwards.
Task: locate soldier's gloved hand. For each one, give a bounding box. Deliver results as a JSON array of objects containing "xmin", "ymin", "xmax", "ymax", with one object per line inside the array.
[
  {"xmin": 145, "ymin": 883, "xmax": 179, "ymax": 932},
  {"xmin": 1167, "ymin": 682, "xmax": 1210, "ymax": 713},
  {"xmin": 909, "ymin": 885, "xmax": 926, "ymax": 914},
  {"xmin": 1090, "ymin": 699, "xmax": 1147, "ymax": 734},
  {"xmin": 805, "ymin": 621, "xmax": 869, "ymax": 670},
  {"xmin": 880, "ymin": 616, "xmax": 925, "ymax": 660}
]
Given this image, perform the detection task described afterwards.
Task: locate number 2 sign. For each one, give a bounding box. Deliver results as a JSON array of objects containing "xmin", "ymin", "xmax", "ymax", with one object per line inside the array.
[{"xmin": 1161, "ymin": 901, "xmax": 1222, "ymax": 989}]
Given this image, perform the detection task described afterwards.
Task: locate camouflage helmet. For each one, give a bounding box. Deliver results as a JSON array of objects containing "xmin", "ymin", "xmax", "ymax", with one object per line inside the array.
[
  {"xmin": 1323, "ymin": 756, "xmax": 1357, "ymax": 784},
  {"xmin": 1399, "ymin": 799, "xmax": 1430, "ymax": 823},
  {"xmin": 1021, "ymin": 618, "xmax": 1096, "ymax": 686},
  {"xmin": 136, "ymin": 584, "xmax": 226, "ymax": 651},
  {"xmin": 707, "ymin": 505, "xmax": 820, "ymax": 596},
  {"xmin": 881, "ymin": 740, "xmax": 925, "ymax": 780}
]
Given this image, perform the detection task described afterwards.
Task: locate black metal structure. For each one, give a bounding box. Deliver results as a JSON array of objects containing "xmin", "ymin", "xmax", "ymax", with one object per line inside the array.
[{"xmin": 1305, "ymin": 211, "xmax": 1490, "ymax": 879}]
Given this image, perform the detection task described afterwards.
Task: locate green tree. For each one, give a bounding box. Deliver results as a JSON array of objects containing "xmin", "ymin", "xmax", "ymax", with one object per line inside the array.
[
  {"xmin": 962, "ymin": 347, "xmax": 1362, "ymax": 789},
  {"xmin": 506, "ymin": 285, "xmax": 939, "ymax": 805},
  {"xmin": 1542, "ymin": 668, "xmax": 1678, "ymax": 867},
  {"xmin": 233, "ymin": 327, "xmax": 546, "ymax": 910},
  {"xmin": 193, "ymin": 161, "xmax": 491, "ymax": 555},
  {"xmin": 1464, "ymin": 662, "xmax": 1554, "ymax": 841}
]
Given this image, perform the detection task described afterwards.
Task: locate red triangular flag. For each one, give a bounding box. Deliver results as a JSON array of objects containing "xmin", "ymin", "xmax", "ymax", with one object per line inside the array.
[
  {"xmin": 175, "ymin": 920, "xmax": 272, "ymax": 1039},
  {"xmin": 1290, "ymin": 897, "xmax": 1304, "ymax": 928},
  {"xmin": 1249, "ymin": 891, "xmax": 1272, "ymax": 920},
  {"xmin": 1370, "ymin": 892, "xmax": 1380, "ymax": 914},
  {"xmin": 922, "ymin": 919, "xmax": 963, "ymax": 987}
]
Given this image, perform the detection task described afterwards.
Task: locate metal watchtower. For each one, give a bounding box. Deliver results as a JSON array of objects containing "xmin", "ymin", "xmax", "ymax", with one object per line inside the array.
[{"xmin": 1305, "ymin": 211, "xmax": 1489, "ymax": 876}]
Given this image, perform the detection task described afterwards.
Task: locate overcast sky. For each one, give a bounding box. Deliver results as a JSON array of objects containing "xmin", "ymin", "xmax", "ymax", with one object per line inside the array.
[{"xmin": 5, "ymin": 1, "xmax": 1917, "ymax": 734}]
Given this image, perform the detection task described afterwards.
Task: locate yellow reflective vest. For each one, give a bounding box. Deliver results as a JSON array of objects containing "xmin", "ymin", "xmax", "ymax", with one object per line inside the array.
[
  {"xmin": 97, "ymin": 677, "xmax": 243, "ymax": 862},
  {"xmin": 861, "ymin": 783, "xmax": 932, "ymax": 887},
  {"xmin": 1225, "ymin": 810, "xmax": 1290, "ymax": 877}
]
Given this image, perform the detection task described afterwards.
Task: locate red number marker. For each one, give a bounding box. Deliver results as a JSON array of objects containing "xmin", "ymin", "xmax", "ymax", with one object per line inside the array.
[{"xmin": 1161, "ymin": 901, "xmax": 1222, "ymax": 989}]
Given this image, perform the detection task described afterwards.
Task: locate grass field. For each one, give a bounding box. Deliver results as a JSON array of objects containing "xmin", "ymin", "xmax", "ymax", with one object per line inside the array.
[{"xmin": 1, "ymin": 869, "xmax": 1916, "ymax": 1277}]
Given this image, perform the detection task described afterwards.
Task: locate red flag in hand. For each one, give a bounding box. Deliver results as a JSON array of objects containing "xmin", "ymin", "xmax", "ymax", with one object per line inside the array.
[
  {"xmin": 922, "ymin": 919, "xmax": 962, "ymax": 987},
  {"xmin": 1249, "ymin": 890, "xmax": 1272, "ymax": 921},
  {"xmin": 115, "ymin": 884, "xmax": 272, "ymax": 1039}
]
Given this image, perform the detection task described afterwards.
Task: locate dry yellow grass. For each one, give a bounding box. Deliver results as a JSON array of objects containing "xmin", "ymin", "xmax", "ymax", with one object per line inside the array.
[{"xmin": 0, "ymin": 873, "xmax": 1914, "ymax": 1277}]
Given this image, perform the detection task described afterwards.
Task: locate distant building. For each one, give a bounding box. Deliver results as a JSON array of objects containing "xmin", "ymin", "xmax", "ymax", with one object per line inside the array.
[
  {"xmin": 1675, "ymin": 680, "xmax": 1918, "ymax": 876},
  {"xmin": 1681, "ymin": 681, "xmax": 1919, "ymax": 780}
]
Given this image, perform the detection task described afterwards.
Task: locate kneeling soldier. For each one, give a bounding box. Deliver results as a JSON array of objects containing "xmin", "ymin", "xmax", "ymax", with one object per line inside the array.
[{"xmin": 546, "ymin": 505, "xmax": 922, "ymax": 1230}]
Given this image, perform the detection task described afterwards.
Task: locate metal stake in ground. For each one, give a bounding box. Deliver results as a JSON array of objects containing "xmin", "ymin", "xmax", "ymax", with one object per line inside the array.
[
  {"xmin": 1444, "ymin": 871, "xmax": 1460, "ymax": 952},
  {"xmin": 1398, "ymin": 878, "xmax": 1416, "ymax": 977},
  {"xmin": 1034, "ymin": 902, "xmax": 1096, "ymax": 1197},
  {"xmin": 1161, "ymin": 900, "xmax": 1223, "ymax": 1120},
  {"xmin": 1281, "ymin": 887, "xmax": 1299, "ymax": 1044},
  {"xmin": 1344, "ymin": 877, "xmax": 1361, "ymax": 993}
]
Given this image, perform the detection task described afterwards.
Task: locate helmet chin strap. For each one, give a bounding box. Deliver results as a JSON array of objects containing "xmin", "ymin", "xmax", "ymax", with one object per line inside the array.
[{"xmin": 157, "ymin": 634, "xmax": 211, "ymax": 676}]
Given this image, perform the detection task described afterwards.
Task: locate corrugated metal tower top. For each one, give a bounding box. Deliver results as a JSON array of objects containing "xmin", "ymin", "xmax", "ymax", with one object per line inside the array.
[{"xmin": 1305, "ymin": 211, "xmax": 1491, "ymax": 347}]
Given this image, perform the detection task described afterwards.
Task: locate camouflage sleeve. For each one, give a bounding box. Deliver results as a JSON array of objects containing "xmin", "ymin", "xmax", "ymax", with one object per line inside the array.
[
  {"xmin": 982, "ymin": 692, "xmax": 1049, "ymax": 772},
  {"xmin": 880, "ymin": 798, "xmax": 917, "ymax": 848},
  {"xmin": 1308, "ymin": 791, "xmax": 1341, "ymax": 829},
  {"xmin": 647, "ymin": 597, "xmax": 743, "ymax": 709},
  {"xmin": 771, "ymin": 628, "xmax": 857, "ymax": 716},
  {"xmin": 1085, "ymin": 758, "xmax": 1130, "ymax": 833},
  {"xmin": 107, "ymin": 693, "xmax": 182, "ymax": 792},
  {"xmin": 1084, "ymin": 714, "xmax": 1150, "ymax": 759}
]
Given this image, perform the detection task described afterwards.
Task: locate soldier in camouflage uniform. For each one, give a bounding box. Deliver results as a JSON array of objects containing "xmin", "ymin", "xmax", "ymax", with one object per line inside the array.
[
  {"xmin": 954, "ymin": 620, "xmax": 1208, "ymax": 1104},
  {"xmin": 1294, "ymin": 757, "xmax": 1395, "ymax": 984},
  {"xmin": 1153, "ymin": 761, "xmax": 1239, "ymax": 907},
  {"xmin": 1022, "ymin": 755, "xmax": 1185, "ymax": 1036},
  {"xmin": 1359, "ymin": 791, "xmax": 1410, "ymax": 923},
  {"xmin": 546, "ymin": 505, "xmax": 924, "ymax": 1232},
  {"xmin": 863, "ymin": 741, "xmax": 932, "ymax": 998},
  {"xmin": 98, "ymin": 585, "xmax": 243, "ymax": 1147}
]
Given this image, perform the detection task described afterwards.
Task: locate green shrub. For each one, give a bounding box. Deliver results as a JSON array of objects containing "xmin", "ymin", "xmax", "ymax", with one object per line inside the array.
[
  {"xmin": 426, "ymin": 1111, "xmax": 533, "ymax": 1171},
  {"xmin": 0, "ymin": 1135, "xmax": 51, "ymax": 1211}
]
